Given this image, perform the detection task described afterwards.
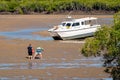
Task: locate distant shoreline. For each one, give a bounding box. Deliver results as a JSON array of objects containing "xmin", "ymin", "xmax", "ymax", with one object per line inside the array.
[{"xmin": 0, "ymin": 11, "xmax": 115, "ymax": 15}]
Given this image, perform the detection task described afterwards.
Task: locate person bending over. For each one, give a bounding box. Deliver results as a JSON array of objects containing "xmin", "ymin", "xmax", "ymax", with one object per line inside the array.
[{"xmin": 32, "ymin": 47, "xmax": 44, "ymax": 59}]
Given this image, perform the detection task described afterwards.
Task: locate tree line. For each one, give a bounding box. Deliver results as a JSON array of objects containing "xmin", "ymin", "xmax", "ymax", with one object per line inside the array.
[{"xmin": 0, "ymin": 0, "xmax": 120, "ymax": 14}]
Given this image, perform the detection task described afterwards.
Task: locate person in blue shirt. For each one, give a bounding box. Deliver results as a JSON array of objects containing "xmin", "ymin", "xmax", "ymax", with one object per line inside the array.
[
  {"xmin": 27, "ymin": 44, "xmax": 33, "ymax": 59},
  {"xmin": 32, "ymin": 47, "xmax": 44, "ymax": 59}
]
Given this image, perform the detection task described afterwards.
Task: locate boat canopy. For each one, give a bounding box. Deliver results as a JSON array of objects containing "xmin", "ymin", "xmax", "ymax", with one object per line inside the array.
[
  {"xmin": 61, "ymin": 17, "xmax": 98, "ymax": 27},
  {"xmin": 72, "ymin": 17, "xmax": 97, "ymax": 22},
  {"xmin": 62, "ymin": 17, "xmax": 97, "ymax": 23}
]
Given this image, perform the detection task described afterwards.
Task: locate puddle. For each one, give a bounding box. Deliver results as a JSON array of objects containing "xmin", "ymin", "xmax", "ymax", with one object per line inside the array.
[
  {"xmin": 71, "ymin": 77, "xmax": 113, "ymax": 80},
  {"xmin": 0, "ymin": 62, "xmax": 103, "ymax": 70},
  {"xmin": 0, "ymin": 57, "xmax": 104, "ymax": 70},
  {"xmin": 0, "ymin": 57, "xmax": 111, "ymax": 80},
  {"xmin": 0, "ymin": 28, "xmax": 53, "ymax": 40},
  {"xmin": 0, "ymin": 76, "xmax": 39, "ymax": 80}
]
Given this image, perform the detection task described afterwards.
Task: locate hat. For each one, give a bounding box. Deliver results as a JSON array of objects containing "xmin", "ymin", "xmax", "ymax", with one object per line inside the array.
[{"xmin": 37, "ymin": 47, "xmax": 41, "ymax": 49}]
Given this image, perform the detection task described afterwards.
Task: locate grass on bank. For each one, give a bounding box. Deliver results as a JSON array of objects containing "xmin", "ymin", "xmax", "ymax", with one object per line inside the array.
[{"xmin": 0, "ymin": 0, "xmax": 120, "ymax": 14}]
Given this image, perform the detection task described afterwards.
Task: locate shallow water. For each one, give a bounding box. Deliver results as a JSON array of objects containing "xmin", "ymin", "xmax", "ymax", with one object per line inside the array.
[
  {"xmin": 0, "ymin": 62, "xmax": 103, "ymax": 70},
  {"xmin": 0, "ymin": 57, "xmax": 110, "ymax": 80},
  {"xmin": 0, "ymin": 57, "xmax": 103, "ymax": 70},
  {"xmin": 0, "ymin": 28, "xmax": 53, "ymax": 40}
]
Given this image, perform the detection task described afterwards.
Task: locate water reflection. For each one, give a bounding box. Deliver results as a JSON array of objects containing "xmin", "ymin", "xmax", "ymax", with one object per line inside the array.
[{"xmin": 28, "ymin": 62, "xmax": 33, "ymax": 69}]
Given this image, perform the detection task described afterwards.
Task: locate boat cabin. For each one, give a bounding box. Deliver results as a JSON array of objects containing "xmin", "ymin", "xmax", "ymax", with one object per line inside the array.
[{"xmin": 61, "ymin": 17, "xmax": 98, "ymax": 28}]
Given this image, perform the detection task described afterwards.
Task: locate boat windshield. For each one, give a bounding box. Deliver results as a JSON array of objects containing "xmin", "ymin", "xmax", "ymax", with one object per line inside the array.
[
  {"xmin": 62, "ymin": 23, "xmax": 66, "ymax": 26},
  {"xmin": 72, "ymin": 22, "xmax": 80, "ymax": 27},
  {"xmin": 66, "ymin": 23, "xmax": 71, "ymax": 26}
]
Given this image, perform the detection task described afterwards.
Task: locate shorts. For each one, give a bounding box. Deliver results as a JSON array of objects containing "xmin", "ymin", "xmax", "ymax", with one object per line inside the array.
[
  {"xmin": 35, "ymin": 52, "xmax": 42, "ymax": 54},
  {"xmin": 28, "ymin": 52, "xmax": 32, "ymax": 56}
]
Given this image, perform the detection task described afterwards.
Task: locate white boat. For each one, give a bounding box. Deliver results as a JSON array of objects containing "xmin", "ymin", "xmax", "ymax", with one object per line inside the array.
[{"xmin": 48, "ymin": 16, "xmax": 101, "ymax": 40}]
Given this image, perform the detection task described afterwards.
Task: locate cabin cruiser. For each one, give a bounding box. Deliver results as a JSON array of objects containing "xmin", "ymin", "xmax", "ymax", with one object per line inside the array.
[{"xmin": 48, "ymin": 16, "xmax": 101, "ymax": 40}]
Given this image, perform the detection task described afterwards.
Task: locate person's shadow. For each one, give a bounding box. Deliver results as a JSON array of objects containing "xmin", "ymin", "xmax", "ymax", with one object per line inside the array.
[{"xmin": 35, "ymin": 56, "xmax": 41, "ymax": 59}]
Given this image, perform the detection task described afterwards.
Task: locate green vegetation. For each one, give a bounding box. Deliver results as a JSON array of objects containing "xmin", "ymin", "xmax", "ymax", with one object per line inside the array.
[
  {"xmin": 0, "ymin": 0, "xmax": 120, "ymax": 14},
  {"xmin": 82, "ymin": 12, "xmax": 120, "ymax": 79}
]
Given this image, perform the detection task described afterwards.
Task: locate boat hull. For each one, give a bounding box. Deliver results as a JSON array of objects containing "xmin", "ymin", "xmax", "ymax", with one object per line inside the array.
[
  {"xmin": 57, "ymin": 26, "xmax": 99, "ymax": 40},
  {"xmin": 60, "ymin": 32, "xmax": 94, "ymax": 40},
  {"xmin": 52, "ymin": 36, "xmax": 63, "ymax": 40},
  {"xmin": 48, "ymin": 29, "xmax": 63, "ymax": 40}
]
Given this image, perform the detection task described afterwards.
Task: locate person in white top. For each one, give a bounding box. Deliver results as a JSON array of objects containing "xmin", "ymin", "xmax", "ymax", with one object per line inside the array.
[{"xmin": 32, "ymin": 47, "xmax": 44, "ymax": 59}]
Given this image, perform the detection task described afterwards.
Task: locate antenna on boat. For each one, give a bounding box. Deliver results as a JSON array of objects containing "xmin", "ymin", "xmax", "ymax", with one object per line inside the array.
[
  {"xmin": 63, "ymin": 11, "xmax": 73, "ymax": 21},
  {"xmin": 67, "ymin": 11, "xmax": 72, "ymax": 19},
  {"xmin": 64, "ymin": 11, "xmax": 73, "ymax": 21}
]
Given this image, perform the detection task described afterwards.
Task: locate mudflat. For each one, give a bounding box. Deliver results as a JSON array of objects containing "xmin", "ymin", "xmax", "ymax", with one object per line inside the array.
[{"xmin": 0, "ymin": 15, "xmax": 113, "ymax": 80}]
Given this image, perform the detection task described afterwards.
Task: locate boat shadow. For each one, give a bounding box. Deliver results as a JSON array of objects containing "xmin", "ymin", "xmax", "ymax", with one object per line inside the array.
[{"xmin": 53, "ymin": 36, "xmax": 93, "ymax": 41}]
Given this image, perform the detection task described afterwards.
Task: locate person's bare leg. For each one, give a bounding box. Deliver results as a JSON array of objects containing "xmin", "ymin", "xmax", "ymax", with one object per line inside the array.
[
  {"xmin": 30, "ymin": 56, "xmax": 32, "ymax": 60},
  {"xmin": 39, "ymin": 54, "xmax": 42, "ymax": 59},
  {"xmin": 32, "ymin": 53, "xmax": 37, "ymax": 59},
  {"xmin": 28, "ymin": 56, "xmax": 30, "ymax": 59}
]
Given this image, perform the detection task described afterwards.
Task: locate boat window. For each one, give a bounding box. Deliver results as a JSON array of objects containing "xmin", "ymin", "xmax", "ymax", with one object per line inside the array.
[
  {"xmin": 81, "ymin": 22, "xmax": 84, "ymax": 25},
  {"xmin": 85, "ymin": 20, "xmax": 92, "ymax": 25},
  {"xmin": 66, "ymin": 23, "xmax": 71, "ymax": 26},
  {"xmin": 72, "ymin": 22, "xmax": 80, "ymax": 26},
  {"xmin": 90, "ymin": 20, "xmax": 97, "ymax": 25},
  {"xmin": 62, "ymin": 23, "xmax": 66, "ymax": 26},
  {"xmin": 84, "ymin": 20, "xmax": 97, "ymax": 25}
]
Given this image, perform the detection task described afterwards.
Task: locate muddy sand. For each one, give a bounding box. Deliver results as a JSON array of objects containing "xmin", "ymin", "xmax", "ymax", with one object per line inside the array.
[{"xmin": 0, "ymin": 15, "xmax": 113, "ymax": 80}]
